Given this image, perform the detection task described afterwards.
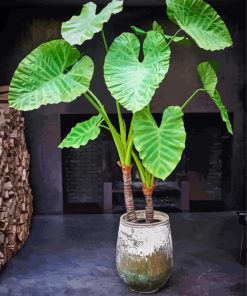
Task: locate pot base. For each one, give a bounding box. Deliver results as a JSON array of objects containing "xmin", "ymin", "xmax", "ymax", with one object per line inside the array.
[{"xmin": 129, "ymin": 287, "xmax": 160, "ymax": 294}]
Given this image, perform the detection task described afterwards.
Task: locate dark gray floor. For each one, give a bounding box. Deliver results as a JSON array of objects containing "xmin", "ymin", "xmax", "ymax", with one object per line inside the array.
[{"xmin": 0, "ymin": 212, "xmax": 245, "ymax": 296}]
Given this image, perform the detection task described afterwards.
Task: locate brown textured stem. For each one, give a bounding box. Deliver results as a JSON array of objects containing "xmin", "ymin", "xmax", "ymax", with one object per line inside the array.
[
  {"xmin": 120, "ymin": 163, "xmax": 137, "ymax": 222},
  {"xmin": 142, "ymin": 184, "xmax": 155, "ymax": 223}
]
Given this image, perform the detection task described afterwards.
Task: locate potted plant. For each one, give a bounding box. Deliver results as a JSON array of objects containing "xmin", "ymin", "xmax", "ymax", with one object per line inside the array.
[{"xmin": 8, "ymin": 0, "xmax": 233, "ymax": 293}]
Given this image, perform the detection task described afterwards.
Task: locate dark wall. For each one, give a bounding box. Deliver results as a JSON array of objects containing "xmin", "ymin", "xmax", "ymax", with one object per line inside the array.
[{"xmin": 0, "ymin": 1, "xmax": 245, "ymax": 213}]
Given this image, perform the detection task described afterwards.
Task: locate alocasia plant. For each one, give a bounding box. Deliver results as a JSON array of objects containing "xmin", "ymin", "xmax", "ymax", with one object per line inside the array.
[{"xmin": 8, "ymin": 0, "xmax": 233, "ymax": 223}]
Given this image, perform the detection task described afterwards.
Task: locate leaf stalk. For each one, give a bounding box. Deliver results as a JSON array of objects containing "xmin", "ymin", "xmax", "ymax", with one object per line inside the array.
[{"xmin": 181, "ymin": 88, "xmax": 204, "ymax": 110}]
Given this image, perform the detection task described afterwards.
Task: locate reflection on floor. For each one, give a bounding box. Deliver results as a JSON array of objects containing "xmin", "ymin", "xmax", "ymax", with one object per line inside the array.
[{"xmin": 0, "ymin": 212, "xmax": 245, "ymax": 296}]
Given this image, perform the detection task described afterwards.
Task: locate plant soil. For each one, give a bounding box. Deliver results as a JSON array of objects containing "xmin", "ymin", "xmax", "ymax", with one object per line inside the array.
[{"xmin": 135, "ymin": 219, "xmax": 161, "ymax": 224}]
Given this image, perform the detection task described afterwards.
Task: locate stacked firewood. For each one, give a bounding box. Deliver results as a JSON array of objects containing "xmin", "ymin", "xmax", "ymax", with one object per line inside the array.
[{"xmin": 0, "ymin": 86, "xmax": 33, "ymax": 269}]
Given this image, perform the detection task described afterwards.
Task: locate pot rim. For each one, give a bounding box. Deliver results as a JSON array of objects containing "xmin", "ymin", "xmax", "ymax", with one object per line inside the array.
[{"xmin": 120, "ymin": 210, "xmax": 170, "ymax": 228}]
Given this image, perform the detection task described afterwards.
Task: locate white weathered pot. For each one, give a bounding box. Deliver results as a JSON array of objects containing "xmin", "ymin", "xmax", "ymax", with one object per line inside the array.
[{"xmin": 116, "ymin": 210, "xmax": 173, "ymax": 293}]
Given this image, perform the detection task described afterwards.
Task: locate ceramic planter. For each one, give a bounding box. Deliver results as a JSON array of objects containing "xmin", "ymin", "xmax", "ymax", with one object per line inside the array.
[{"xmin": 116, "ymin": 210, "xmax": 173, "ymax": 293}]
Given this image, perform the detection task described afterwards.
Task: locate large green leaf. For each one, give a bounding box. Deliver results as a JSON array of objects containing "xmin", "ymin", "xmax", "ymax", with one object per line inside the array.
[
  {"xmin": 133, "ymin": 106, "xmax": 186, "ymax": 180},
  {"xmin": 104, "ymin": 31, "xmax": 171, "ymax": 112},
  {"xmin": 59, "ymin": 114, "xmax": 102, "ymax": 148},
  {"xmin": 166, "ymin": 0, "xmax": 233, "ymax": 51},
  {"xmin": 198, "ymin": 61, "xmax": 233, "ymax": 134},
  {"xmin": 9, "ymin": 40, "xmax": 94, "ymax": 111},
  {"xmin": 61, "ymin": 0, "xmax": 123, "ymax": 45}
]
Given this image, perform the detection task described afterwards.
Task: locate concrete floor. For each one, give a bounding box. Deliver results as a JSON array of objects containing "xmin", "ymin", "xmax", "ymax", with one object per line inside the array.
[{"xmin": 0, "ymin": 212, "xmax": 245, "ymax": 296}]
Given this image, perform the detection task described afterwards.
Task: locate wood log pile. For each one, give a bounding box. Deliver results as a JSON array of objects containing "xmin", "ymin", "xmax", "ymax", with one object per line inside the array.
[{"xmin": 0, "ymin": 86, "xmax": 33, "ymax": 269}]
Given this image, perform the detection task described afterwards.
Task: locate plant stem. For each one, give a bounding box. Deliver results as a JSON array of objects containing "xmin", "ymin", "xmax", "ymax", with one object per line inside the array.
[
  {"xmin": 144, "ymin": 169, "xmax": 151, "ymax": 188},
  {"xmin": 83, "ymin": 92, "xmax": 104, "ymax": 115},
  {"xmin": 132, "ymin": 151, "xmax": 145, "ymax": 184},
  {"xmin": 181, "ymin": 88, "xmax": 204, "ymax": 110},
  {"xmin": 100, "ymin": 124, "xmax": 111, "ymax": 131},
  {"xmin": 125, "ymin": 134, "xmax": 133, "ymax": 166},
  {"xmin": 101, "ymin": 29, "xmax": 109, "ymax": 53},
  {"xmin": 122, "ymin": 165, "xmax": 137, "ymax": 222},
  {"xmin": 84, "ymin": 91, "xmax": 125, "ymax": 164},
  {"xmin": 100, "ymin": 28, "xmax": 127, "ymax": 161},
  {"xmin": 127, "ymin": 116, "xmax": 133, "ymax": 143},
  {"xmin": 87, "ymin": 89, "xmax": 105, "ymax": 112},
  {"xmin": 86, "ymin": 90, "xmax": 120, "ymax": 139},
  {"xmin": 142, "ymin": 183, "xmax": 155, "ymax": 223},
  {"xmin": 116, "ymin": 102, "xmax": 126, "ymax": 149},
  {"xmin": 101, "ymin": 28, "xmax": 137, "ymax": 222},
  {"xmin": 143, "ymin": 170, "xmax": 155, "ymax": 223},
  {"xmin": 165, "ymin": 28, "xmax": 182, "ymax": 48},
  {"xmin": 125, "ymin": 117, "xmax": 134, "ymax": 165}
]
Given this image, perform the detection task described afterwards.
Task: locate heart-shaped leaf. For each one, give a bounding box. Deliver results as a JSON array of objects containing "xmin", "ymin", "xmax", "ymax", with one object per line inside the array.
[
  {"xmin": 104, "ymin": 31, "xmax": 171, "ymax": 112},
  {"xmin": 59, "ymin": 114, "xmax": 102, "ymax": 148},
  {"xmin": 61, "ymin": 0, "xmax": 123, "ymax": 46},
  {"xmin": 166, "ymin": 0, "xmax": 233, "ymax": 51},
  {"xmin": 9, "ymin": 40, "xmax": 94, "ymax": 111},
  {"xmin": 133, "ymin": 106, "xmax": 186, "ymax": 180},
  {"xmin": 198, "ymin": 61, "xmax": 233, "ymax": 134}
]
